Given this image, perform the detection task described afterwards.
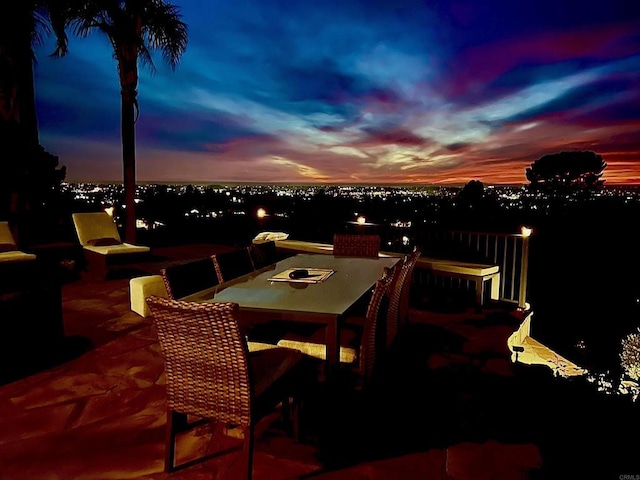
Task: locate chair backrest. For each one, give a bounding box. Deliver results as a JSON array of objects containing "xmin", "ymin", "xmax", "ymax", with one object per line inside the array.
[
  {"xmin": 0, "ymin": 222, "xmax": 17, "ymax": 248},
  {"xmin": 398, "ymin": 247, "xmax": 421, "ymax": 327},
  {"xmin": 358, "ymin": 268, "xmax": 393, "ymax": 386},
  {"xmin": 212, "ymin": 249, "xmax": 256, "ymax": 283},
  {"xmin": 386, "ymin": 247, "xmax": 422, "ymax": 348},
  {"xmin": 333, "ymin": 234, "xmax": 380, "ymax": 258},
  {"xmin": 248, "ymin": 240, "xmax": 278, "ymax": 269},
  {"xmin": 161, "ymin": 257, "xmax": 219, "ymax": 300},
  {"xmin": 72, "ymin": 212, "xmax": 121, "ymax": 246},
  {"xmin": 146, "ymin": 297, "xmax": 252, "ymax": 426}
]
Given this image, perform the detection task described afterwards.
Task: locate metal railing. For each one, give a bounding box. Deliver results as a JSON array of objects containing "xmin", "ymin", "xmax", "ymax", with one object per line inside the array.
[{"xmin": 407, "ymin": 228, "xmax": 531, "ymax": 308}]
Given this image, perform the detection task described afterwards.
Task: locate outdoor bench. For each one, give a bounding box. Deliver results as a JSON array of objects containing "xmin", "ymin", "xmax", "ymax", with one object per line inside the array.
[{"xmin": 272, "ymin": 239, "xmax": 500, "ymax": 306}]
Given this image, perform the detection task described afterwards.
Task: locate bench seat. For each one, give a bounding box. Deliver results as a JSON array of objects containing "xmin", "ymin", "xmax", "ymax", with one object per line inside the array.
[{"xmin": 273, "ymin": 239, "xmax": 500, "ymax": 305}]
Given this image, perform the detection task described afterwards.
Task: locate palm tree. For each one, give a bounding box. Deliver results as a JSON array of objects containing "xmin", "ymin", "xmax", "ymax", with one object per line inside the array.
[
  {"xmin": 67, "ymin": 1, "xmax": 187, "ymax": 243},
  {"xmin": 0, "ymin": 2, "xmax": 71, "ymax": 235}
]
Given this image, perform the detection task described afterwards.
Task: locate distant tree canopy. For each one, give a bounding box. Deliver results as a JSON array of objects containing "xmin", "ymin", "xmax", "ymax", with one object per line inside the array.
[
  {"xmin": 526, "ymin": 151, "xmax": 606, "ymax": 192},
  {"xmin": 1, "ymin": 2, "xmax": 69, "ymax": 240},
  {"xmin": 458, "ymin": 180, "xmax": 485, "ymax": 204}
]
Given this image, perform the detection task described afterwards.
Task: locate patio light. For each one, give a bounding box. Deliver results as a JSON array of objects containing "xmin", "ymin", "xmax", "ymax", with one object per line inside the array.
[
  {"xmin": 357, "ymin": 216, "xmax": 366, "ymax": 225},
  {"xmin": 521, "ymin": 226, "xmax": 533, "ymax": 237},
  {"xmin": 257, "ymin": 208, "xmax": 267, "ymax": 219}
]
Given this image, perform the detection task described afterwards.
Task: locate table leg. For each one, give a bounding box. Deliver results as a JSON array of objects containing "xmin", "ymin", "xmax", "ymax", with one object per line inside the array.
[{"xmin": 324, "ymin": 317, "xmax": 340, "ymax": 379}]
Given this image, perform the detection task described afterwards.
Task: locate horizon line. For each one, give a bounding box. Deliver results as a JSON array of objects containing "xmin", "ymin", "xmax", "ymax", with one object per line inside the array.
[{"xmin": 63, "ymin": 180, "xmax": 640, "ymax": 188}]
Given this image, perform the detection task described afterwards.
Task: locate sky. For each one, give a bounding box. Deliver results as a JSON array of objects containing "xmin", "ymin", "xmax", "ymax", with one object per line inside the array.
[{"xmin": 33, "ymin": 0, "xmax": 640, "ymax": 185}]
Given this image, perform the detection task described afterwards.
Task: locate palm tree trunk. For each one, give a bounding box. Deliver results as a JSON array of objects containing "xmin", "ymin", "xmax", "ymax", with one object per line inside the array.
[
  {"xmin": 118, "ymin": 41, "xmax": 140, "ymax": 245},
  {"xmin": 17, "ymin": 43, "xmax": 39, "ymax": 146},
  {"xmin": 121, "ymin": 88, "xmax": 137, "ymax": 244},
  {"xmin": 1, "ymin": 9, "xmax": 39, "ymax": 231}
]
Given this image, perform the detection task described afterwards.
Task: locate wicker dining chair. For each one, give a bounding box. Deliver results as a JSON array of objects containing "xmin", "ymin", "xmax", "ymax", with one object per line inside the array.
[
  {"xmin": 146, "ymin": 297, "xmax": 311, "ymax": 476},
  {"xmin": 248, "ymin": 240, "xmax": 279, "ymax": 269},
  {"xmin": 386, "ymin": 246, "xmax": 422, "ymax": 348},
  {"xmin": 161, "ymin": 258, "xmax": 279, "ymax": 352},
  {"xmin": 277, "ymin": 268, "xmax": 392, "ymax": 389},
  {"xmin": 160, "ymin": 257, "xmax": 219, "ymax": 300},
  {"xmin": 212, "ymin": 248, "xmax": 256, "ymax": 283},
  {"xmin": 332, "ymin": 233, "xmax": 380, "ymax": 258}
]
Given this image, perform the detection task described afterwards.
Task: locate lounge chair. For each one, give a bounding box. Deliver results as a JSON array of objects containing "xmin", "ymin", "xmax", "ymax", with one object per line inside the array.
[
  {"xmin": 0, "ymin": 222, "xmax": 36, "ymax": 264},
  {"xmin": 72, "ymin": 212, "xmax": 150, "ymax": 278}
]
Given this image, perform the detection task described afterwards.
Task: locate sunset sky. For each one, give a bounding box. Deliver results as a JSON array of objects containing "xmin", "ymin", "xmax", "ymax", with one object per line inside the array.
[{"xmin": 34, "ymin": 0, "xmax": 640, "ymax": 185}]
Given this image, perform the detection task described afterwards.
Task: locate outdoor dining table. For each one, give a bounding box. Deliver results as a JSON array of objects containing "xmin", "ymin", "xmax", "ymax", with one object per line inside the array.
[{"xmin": 185, "ymin": 253, "xmax": 400, "ymax": 378}]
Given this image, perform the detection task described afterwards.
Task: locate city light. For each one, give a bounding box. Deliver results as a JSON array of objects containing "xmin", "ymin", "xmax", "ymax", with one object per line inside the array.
[
  {"xmin": 356, "ymin": 216, "xmax": 366, "ymax": 225},
  {"xmin": 257, "ymin": 208, "xmax": 267, "ymax": 219}
]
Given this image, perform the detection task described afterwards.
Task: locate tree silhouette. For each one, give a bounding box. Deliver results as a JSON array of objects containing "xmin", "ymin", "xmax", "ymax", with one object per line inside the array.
[
  {"xmin": 0, "ymin": 2, "xmax": 70, "ymax": 240},
  {"xmin": 526, "ymin": 151, "xmax": 606, "ymax": 193},
  {"xmin": 457, "ymin": 180, "xmax": 485, "ymax": 206},
  {"xmin": 66, "ymin": 1, "xmax": 187, "ymax": 243}
]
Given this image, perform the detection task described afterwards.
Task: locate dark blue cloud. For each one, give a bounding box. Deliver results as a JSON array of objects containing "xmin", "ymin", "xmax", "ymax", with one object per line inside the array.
[{"xmin": 30, "ymin": 0, "xmax": 640, "ymax": 184}]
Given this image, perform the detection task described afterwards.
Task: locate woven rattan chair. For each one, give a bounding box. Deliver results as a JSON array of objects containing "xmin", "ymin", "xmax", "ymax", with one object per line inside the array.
[
  {"xmin": 146, "ymin": 297, "xmax": 311, "ymax": 476},
  {"xmin": 332, "ymin": 233, "xmax": 380, "ymax": 258},
  {"xmin": 212, "ymin": 249, "xmax": 256, "ymax": 283},
  {"xmin": 277, "ymin": 268, "xmax": 392, "ymax": 389},
  {"xmin": 386, "ymin": 246, "xmax": 422, "ymax": 348},
  {"xmin": 248, "ymin": 240, "xmax": 279, "ymax": 269},
  {"xmin": 161, "ymin": 258, "xmax": 279, "ymax": 352},
  {"xmin": 160, "ymin": 257, "xmax": 219, "ymax": 300}
]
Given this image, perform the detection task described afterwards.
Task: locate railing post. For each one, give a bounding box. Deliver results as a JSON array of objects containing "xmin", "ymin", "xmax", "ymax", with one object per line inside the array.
[{"xmin": 518, "ymin": 227, "xmax": 532, "ymax": 309}]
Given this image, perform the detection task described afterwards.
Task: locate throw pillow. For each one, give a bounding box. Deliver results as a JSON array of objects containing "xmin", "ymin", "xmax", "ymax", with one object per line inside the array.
[
  {"xmin": 87, "ymin": 237, "xmax": 121, "ymax": 247},
  {"xmin": 0, "ymin": 243, "xmax": 17, "ymax": 253}
]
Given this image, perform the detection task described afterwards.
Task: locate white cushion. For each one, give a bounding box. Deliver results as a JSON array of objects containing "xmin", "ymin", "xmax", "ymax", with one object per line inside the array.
[
  {"xmin": 129, "ymin": 275, "xmax": 167, "ymax": 317},
  {"xmin": 277, "ymin": 339, "xmax": 357, "ymax": 364},
  {"xmin": 0, "ymin": 222, "xmax": 16, "ymax": 246},
  {"xmin": 0, "ymin": 251, "xmax": 37, "ymax": 263},
  {"xmin": 84, "ymin": 243, "xmax": 150, "ymax": 255},
  {"xmin": 72, "ymin": 212, "xmax": 122, "ymax": 246},
  {"xmin": 253, "ymin": 231, "xmax": 289, "ymax": 244},
  {"xmin": 0, "ymin": 222, "xmax": 37, "ymax": 263},
  {"xmin": 247, "ymin": 341, "xmax": 279, "ymax": 352}
]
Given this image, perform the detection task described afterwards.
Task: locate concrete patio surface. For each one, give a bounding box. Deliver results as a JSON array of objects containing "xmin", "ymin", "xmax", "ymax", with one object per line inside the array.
[{"xmin": 0, "ymin": 244, "xmax": 638, "ymax": 479}]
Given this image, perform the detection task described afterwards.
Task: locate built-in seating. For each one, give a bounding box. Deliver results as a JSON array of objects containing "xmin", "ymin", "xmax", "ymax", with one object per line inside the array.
[
  {"xmin": 129, "ymin": 275, "xmax": 168, "ymax": 317},
  {"xmin": 274, "ymin": 238, "xmax": 500, "ymax": 306}
]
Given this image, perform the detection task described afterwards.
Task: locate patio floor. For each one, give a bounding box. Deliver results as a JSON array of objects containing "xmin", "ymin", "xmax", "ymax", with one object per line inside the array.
[{"xmin": 0, "ymin": 243, "xmax": 638, "ymax": 479}]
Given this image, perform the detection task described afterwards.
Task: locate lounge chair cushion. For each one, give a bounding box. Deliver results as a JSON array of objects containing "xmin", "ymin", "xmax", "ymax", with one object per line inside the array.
[
  {"xmin": 0, "ymin": 251, "xmax": 37, "ymax": 263},
  {"xmin": 0, "ymin": 243, "xmax": 17, "ymax": 253},
  {"xmin": 87, "ymin": 237, "xmax": 121, "ymax": 247},
  {"xmin": 84, "ymin": 243, "xmax": 150, "ymax": 256},
  {"xmin": 72, "ymin": 212, "xmax": 151, "ymax": 256},
  {"xmin": 73, "ymin": 212, "xmax": 122, "ymax": 246},
  {"xmin": 277, "ymin": 326, "xmax": 360, "ymax": 364},
  {"xmin": 0, "ymin": 222, "xmax": 36, "ymax": 263}
]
